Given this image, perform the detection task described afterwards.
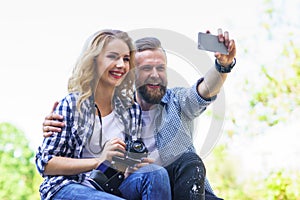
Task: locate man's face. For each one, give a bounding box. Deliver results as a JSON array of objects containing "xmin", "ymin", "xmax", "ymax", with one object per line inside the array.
[{"xmin": 135, "ymin": 49, "xmax": 168, "ymax": 104}]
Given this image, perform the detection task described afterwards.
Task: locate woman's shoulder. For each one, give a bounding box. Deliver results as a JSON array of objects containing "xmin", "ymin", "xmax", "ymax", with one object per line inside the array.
[
  {"xmin": 53, "ymin": 92, "xmax": 80, "ymax": 113},
  {"xmin": 56, "ymin": 92, "xmax": 80, "ymax": 105}
]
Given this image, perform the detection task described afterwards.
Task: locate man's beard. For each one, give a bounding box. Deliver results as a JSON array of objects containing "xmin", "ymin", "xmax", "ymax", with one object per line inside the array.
[{"xmin": 137, "ymin": 84, "xmax": 166, "ymax": 104}]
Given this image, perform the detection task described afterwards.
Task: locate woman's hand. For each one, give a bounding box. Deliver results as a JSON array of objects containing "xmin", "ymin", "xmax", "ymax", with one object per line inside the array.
[
  {"xmin": 96, "ymin": 138, "xmax": 126, "ymax": 165},
  {"xmin": 124, "ymin": 157, "xmax": 155, "ymax": 178}
]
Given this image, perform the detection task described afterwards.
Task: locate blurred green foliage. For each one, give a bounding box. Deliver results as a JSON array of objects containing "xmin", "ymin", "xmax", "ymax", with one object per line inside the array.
[
  {"xmin": 262, "ymin": 170, "xmax": 300, "ymax": 200},
  {"xmin": 0, "ymin": 122, "xmax": 42, "ymax": 200},
  {"xmin": 248, "ymin": 0, "xmax": 300, "ymax": 127},
  {"xmin": 209, "ymin": 0, "xmax": 300, "ymax": 199},
  {"xmin": 207, "ymin": 1, "xmax": 300, "ymax": 198},
  {"xmin": 206, "ymin": 145, "xmax": 300, "ymax": 200}
]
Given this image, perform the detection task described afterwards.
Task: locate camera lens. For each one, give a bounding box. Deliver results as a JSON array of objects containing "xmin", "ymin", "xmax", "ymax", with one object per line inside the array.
[{"xmin": 132, "ymin": 141, "xmax": 146, "ymax": 153}]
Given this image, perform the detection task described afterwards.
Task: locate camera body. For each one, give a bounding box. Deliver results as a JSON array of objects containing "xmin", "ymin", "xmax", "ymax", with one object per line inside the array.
[
  {"xmin": 89, "ymin": 139, "xmax": 148, "ymax": 195},
  {"xmin": 112, "ymin": 139, "xmax": 148, "ymax": 167}
]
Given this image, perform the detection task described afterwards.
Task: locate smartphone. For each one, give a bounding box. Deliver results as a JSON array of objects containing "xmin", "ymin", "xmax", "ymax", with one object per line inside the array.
[{"xmin": 198, "ymin": 32, "xmax": 229, "ymax": 55}]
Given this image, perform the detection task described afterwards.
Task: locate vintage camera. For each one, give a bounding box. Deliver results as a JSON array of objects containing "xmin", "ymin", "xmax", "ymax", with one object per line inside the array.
[
  {"xmin": 88, "ymin": 139, "xmax": 148, "ymax": 195},
  {"xmin": 112, "ymin": 139, "xmax": 148, "ymax": 168}
]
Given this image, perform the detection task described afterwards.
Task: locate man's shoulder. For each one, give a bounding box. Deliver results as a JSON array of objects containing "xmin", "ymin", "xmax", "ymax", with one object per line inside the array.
[
  {"xmin": 165, "ymin": 86, "xmax": 193, "ymax": 96},
  {"xmin": 161, "ymin": 87, "xmax": 189, "ymax": 103}
]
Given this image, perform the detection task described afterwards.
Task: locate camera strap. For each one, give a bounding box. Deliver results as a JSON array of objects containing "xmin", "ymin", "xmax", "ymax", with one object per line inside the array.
[
  {"xmin": 127, "ymin": 104, "xmax": 143, "ymax": 141},
  {"xmin": 85, "ymin": 104, "xmax": 104, "ymax": 155}
]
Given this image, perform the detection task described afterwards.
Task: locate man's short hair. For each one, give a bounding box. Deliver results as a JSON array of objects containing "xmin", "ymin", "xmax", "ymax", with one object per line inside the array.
[{"xmin": 135, "ymin": 37, "xmax": 163, "ymax": 52}]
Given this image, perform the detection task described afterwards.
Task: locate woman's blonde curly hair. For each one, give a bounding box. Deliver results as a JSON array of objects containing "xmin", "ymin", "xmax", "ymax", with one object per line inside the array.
[{"xmin": 67, "ymin": 29, "xmax": 135, "ymax": 112}]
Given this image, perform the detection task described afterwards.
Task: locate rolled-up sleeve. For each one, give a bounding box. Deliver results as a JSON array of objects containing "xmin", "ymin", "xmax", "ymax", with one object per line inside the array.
[{"xmin": 193, "ymin": 78, "xmax": 217, "ymax": 105}]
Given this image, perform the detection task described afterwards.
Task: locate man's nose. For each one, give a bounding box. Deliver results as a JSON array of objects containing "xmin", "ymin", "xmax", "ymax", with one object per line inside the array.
[{"xmin": 150, "ymin": 68, "xmax": 159, "ymax": 78}]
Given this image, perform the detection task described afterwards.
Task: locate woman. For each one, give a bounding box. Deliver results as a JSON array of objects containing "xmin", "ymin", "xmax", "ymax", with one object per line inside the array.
[{"xmin": 36, "ymin": 29, "xmax": 171, "ymax": 200}]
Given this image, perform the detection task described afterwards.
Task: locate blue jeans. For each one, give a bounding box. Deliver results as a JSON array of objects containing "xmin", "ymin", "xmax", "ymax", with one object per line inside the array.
[
  {"xmin": 119, "ymin": 164, "xmax": 171, "ymax": 200},
  {"xmin": 51, "ymin": 183, "xmax": 124, "ymax": 200},
  {"xmin": 52, "ymin": 164, "xmax": 171, "ymax": 200}
]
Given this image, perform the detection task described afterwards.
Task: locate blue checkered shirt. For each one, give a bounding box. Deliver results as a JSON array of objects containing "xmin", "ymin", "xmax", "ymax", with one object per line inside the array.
[
  {"xmin": 153, "ymin": 78, "xmax": 216, "ymax": 166},
  {"xmin": 153, "ymin": 78, "xmax": 217, "ymax": 195},
  {"xmin": 35, "ymin": 93, "xmax": 141, "ymax": 200}
]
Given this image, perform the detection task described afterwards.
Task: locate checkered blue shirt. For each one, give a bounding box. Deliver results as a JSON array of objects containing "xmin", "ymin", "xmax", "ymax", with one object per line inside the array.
[
  {"xmin": 35, "ymin": 93, "xmax": 141, "ymax": 200},
  {"xmin": 154, "ymin": 78, "xmax": 217, "ymax": 195},
  {"xmin": 153, "ymin": 78, "xmax": 216, "ymax": 166}
]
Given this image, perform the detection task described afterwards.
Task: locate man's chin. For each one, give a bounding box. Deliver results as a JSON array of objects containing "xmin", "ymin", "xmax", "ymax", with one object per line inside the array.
[
  {"xmin": 138, "ymin": 85, "xmax": 166, "ymax": 104},
  {"xmin": 145, "ymin": 95, "xmax": 163, "ymax": 104}
]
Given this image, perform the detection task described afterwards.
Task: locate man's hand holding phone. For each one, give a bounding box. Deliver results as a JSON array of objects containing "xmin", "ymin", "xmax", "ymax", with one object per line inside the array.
[{"xmin": 198, "ymin": 28, "xmax": 236, "ymax": 68}]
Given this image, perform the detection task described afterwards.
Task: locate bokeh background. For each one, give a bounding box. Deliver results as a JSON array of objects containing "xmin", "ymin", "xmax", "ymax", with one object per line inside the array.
[{"xmin": 1, "ymin": 0, "xmax": 300, "ymax": 199}]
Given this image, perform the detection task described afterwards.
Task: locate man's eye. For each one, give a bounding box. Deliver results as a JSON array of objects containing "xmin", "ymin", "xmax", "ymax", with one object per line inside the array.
[
  {"xmin": 142, "ymin": 66, "xmax": 152, "ymax": 71},
  {"xmin": 156, "ymin": 66, "xmax": 165, "ymax": 71}
]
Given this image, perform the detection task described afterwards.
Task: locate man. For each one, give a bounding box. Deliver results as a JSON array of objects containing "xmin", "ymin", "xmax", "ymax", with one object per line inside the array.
[{"xmin": 43, "ymin": 29, "xmax": 236, "ymax": 200}]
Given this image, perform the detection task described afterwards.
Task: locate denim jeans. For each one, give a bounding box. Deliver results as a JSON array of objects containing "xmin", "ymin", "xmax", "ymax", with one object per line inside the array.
[
  {"xmin": 52, "ymin": 164, "xmax": 171, "ymax": 200},
  {"xmin": 165, "ymin": 152, "xmax": 206, "ymax": 200},
  {"xmin": 51, "ymin": 183, "xmax": 124, "ymax": 200},
  {"xmin": 119, "ymin": 164, "xmax": 171, "ymax": 200}
]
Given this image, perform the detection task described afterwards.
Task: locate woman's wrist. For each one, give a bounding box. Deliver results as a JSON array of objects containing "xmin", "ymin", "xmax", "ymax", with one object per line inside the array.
[{"xmin": 95, "ymin": 160, "xmax": 111, "ymax": 172}]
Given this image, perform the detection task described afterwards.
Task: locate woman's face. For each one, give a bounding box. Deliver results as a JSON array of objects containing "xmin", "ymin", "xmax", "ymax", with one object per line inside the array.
[{"xmin": 96, "ymin": 38, "xmax": 131, "ymax": 88}]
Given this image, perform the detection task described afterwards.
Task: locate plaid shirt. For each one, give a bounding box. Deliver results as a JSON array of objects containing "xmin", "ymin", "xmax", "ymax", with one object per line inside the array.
[
  {"xmin": 35, "ymin": 93, "xmax": 141, "ymax": 200},
  {"xmin": 154, "ymin": 78, "xmax": 216, "ymax": 166}
]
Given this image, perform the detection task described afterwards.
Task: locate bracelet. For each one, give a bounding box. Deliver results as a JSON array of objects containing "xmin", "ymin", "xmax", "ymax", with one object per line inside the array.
[{"xmin": 215, "ymin": 58, "xmax": 236, "ymax": 73}]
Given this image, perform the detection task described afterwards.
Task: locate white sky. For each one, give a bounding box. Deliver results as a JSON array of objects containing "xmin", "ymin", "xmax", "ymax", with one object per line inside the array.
[{"xmin": 0, "ymin": 0, "xmax": 260, "ymax": 151}]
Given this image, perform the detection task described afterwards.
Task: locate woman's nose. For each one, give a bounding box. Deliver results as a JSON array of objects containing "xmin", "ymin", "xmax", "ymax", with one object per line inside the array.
[{"xmin": 116, "ymin": 58, "xmax": 125, "ymax": 68}]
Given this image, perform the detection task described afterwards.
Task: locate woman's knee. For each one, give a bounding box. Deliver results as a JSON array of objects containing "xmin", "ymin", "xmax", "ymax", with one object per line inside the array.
[
  {"xmin": 136, "ymin": 164, "xmax": 170, "ymax": 182},
  {"xmin": 153, "ymin": 164, "xmax": 170, "ymax": 181}
]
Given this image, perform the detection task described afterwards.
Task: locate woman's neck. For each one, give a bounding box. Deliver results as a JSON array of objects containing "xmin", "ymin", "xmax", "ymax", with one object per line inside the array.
[{"xmin": 94, "ymin": 85, "xmax": 114, "ymax": 117}]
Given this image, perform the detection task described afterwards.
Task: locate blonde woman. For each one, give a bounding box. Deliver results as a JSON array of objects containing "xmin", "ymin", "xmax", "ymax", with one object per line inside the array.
[{"xmin": 36, "ymin": 29, "xmax": 171, "ymax": 200}]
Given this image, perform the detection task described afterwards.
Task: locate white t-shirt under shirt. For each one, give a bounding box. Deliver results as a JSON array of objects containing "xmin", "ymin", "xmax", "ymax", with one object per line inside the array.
[
  {"xmin": 82, "ymin": 109, "xmax": 162, "ymax": 188},
  {"xmin": 82, "ymin": 110, "xmax": 125, "ymax": 158},
  {"xmin": 82, "ymin": 109, "xmax": 162, "ymax": 165},
  {"xmin": 141, "ymin": 108, "xmax": 162, "ymax": 165}
]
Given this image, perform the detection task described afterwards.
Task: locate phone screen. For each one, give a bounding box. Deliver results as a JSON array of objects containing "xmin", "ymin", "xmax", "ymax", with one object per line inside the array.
[{"xmin": 198, "ymin": 32, "xmax": 229, "ymax": 55}]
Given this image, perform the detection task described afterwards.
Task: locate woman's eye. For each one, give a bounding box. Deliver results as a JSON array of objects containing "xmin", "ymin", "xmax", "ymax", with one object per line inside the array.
[
  {"xmin": 107, "ymin": 55, "xmax": 117, "ymax": 59},
  {"xmin": 123, "ymin": 57, "xmax": 130, "ymax": 62}
]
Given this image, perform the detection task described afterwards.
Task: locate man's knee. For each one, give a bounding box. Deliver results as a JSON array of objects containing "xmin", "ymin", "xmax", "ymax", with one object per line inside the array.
[
  {"xmin": 179, "ymin": 152, "xmax": 206, "ymax": 174},
  {"xmin": 171, "ymin": 152, "xmax": 206, "ymax": 200}
]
